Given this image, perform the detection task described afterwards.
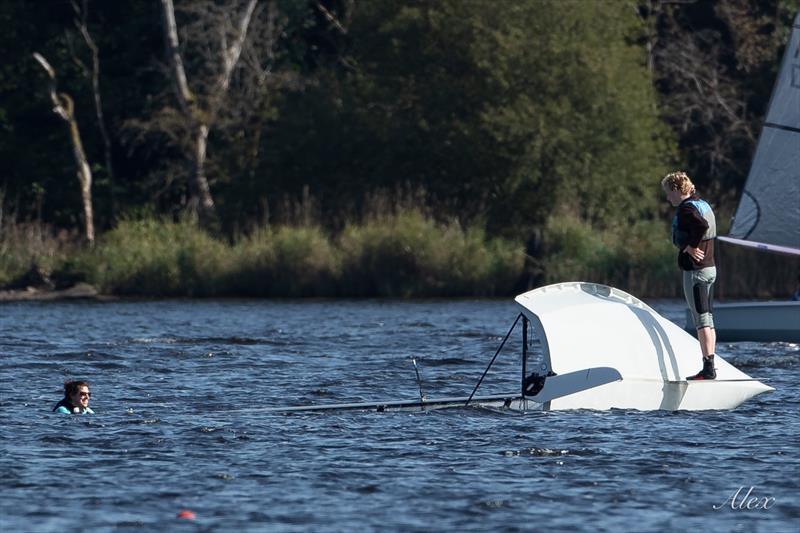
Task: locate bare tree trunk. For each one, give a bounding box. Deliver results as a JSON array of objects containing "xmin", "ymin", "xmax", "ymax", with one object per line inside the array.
[
  {"xmin": 71, "ymin": 116, "xmax": 95, "ymax": 242},
  {"xmin": 73, "ymin": 0, "xmax": 115, "ymax": 222},
  {"xmin": 215, "ymin": 0, "xmax": 258, "ymax": 99},
  {"xmin": 32, "ymin": 52, "xmax": 95, "ymax": 244},
  {"xmin": 161, "ymin": 0, "xmax": 209, "ymax": 221},
  {"xmin": 161, "ymin": 0, "xmax": 194, "ymax": 110},
  {"xmin": 191, "ymin": 123, "xmax": 214, "ymax": 218},
  {"xmin": 160, "ymin": 0, "xmax": 258, "ymax": 225}
]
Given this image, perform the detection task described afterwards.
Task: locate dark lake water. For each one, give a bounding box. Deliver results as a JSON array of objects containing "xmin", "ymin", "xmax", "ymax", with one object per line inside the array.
[{"xmin": 1, "ymin": 298, "xmax": 798, "ymax": 532}]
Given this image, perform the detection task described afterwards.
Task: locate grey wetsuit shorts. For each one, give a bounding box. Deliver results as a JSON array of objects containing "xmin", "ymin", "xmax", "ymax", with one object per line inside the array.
[{"xmin": 683, "ymin": 266, "xmax": 716, "ymax": 329}]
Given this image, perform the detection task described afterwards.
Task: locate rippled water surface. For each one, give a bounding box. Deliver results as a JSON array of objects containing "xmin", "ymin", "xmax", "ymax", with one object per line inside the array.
[{"xmin": 1, "ymin": 298, "xmax": 798, "ymax": 532}]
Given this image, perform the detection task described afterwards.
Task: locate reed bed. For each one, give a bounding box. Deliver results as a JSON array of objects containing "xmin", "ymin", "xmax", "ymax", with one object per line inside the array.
[
  {"xmin": 61, "ymin": 212, "xmax": 524, "ymax": 297},
  {"xmin": 541, "ymin": 215, "xmax": 679, "ymax": 297},
  {"xmin": 338, "ymin": 210, "xmax": 523, "ymax": 297},
  {"xmin": 3, "ymin": 213, "xmax": 793, "ymax": 298},
  {"xmin": 0, "ymin": 221, "xmax": 78, "ymax": 287}
]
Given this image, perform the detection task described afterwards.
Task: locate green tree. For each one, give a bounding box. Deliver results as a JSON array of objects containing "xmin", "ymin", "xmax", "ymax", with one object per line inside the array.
[{"xmin": 259, "ymin": 0, "xmax": 672, "ymax": 239}]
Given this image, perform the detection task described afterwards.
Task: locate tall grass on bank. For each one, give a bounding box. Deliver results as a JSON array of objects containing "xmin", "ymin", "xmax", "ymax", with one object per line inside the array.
[
  {"xmin": 78, "ymin": 212, "xmax": 524, "ymax": 297},
  {"xmin": 541, "ymin": 214, "xmax": 676, "ymax": 297},
  {"xmin": 229, "ymin": 225, "xmax": 339, "ymax": 297},
  {"xmin": 5, "ymin": 214, "xmax": 794, "ymax": 298},
  {"xmin": 338, "ymin": 210, "xmax": 523, "ymax": 296},
  {"xmin": 0, "ymin": 220, "xmax": 77, "ymax": 287},
  {"xmin": 81, "ymin": 218, "xmax": 230, "ymax": 296}
]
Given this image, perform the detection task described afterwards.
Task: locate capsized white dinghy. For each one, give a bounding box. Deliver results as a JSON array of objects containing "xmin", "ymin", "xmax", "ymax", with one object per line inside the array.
[
  {"xmin": 517, "ymin": 282, "xmax": 773, "ymax": 411},
  {"xmin": 259, "ymin": 282, "xmax": 772, "ymax": 413}
]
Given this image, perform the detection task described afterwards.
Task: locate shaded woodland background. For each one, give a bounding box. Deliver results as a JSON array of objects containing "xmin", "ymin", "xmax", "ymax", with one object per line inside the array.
[{"xmin": 1, "ymin": 0, "xmax": 797, "ymax": 298}]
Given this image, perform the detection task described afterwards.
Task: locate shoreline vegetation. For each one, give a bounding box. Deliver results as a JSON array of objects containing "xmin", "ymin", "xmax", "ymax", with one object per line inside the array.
[
  {"xmin": 3, "ymin": 212, "xmax": 796, "ymax": 301},
  {"xmin": 3, "ymin": 2, "xmax": 795, "ymax": 303}
]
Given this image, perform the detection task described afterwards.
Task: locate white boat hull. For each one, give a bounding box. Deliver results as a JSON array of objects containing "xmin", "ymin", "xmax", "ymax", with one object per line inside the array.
[
  {"xmin": 516, "ymin": 282, "xmax": 774, "ymax": 411},
  {"xmin": 684, "ymin": 300, "xmax": 800, "ymax": 342}
]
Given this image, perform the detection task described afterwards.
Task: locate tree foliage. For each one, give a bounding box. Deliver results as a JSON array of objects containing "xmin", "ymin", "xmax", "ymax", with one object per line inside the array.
[
  {"xmin": 259, "ymin": 0, "xmax": 673, "ymax": 239},
  {"xmin": 643, "ymin": 0, "xmax": 795, "ymax": 209},
  {"xmin": 0, "ymin": 0, "xmax": 792, "ymax": 251}
]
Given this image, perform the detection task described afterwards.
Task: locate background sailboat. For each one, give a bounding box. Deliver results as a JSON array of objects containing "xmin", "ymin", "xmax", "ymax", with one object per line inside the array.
[{"xmin": 688, "ymin": 13, "xmax": 800, "ymax": 342}]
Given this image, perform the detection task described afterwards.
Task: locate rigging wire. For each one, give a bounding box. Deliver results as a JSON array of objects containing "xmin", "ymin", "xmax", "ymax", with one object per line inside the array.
[{"xmin": 464, "ymin": 313, "xmax": 523, "ymax": 407}]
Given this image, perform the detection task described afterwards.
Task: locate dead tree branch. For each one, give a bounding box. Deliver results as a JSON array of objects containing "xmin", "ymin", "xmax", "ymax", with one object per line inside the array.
[{"xmin": 32, "ymin": 52, "xmax": 95, "ymax": 243}]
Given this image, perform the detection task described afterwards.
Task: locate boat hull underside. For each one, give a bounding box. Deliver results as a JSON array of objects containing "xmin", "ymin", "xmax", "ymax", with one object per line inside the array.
[{"xmin": 545, "ymin": 378, "xmax": 773, "ymax": 411}]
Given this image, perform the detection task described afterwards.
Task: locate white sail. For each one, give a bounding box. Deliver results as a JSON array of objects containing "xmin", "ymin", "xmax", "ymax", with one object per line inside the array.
[{"xmin": 721, "ymin": 12, "xmax": 800, "ymax": 255}]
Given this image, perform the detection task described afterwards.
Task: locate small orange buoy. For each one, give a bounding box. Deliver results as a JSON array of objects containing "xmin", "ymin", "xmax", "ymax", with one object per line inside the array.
[{"xmin": 176, "ymin": 510, "xmax": 196, "ymax": 520}]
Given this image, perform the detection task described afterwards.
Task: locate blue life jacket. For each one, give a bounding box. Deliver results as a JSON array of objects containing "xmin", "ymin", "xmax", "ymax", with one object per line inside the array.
[
  {"xmin": 52, "ymin": 398, "xmax": 93, "ymax": 414},
  {"xmin": 53, "ymin": 398, "xmax": 76, "ymax": 413},
  {"xmin": 672, "ymin": 199, "xmax": 716, "ymax": 248}
]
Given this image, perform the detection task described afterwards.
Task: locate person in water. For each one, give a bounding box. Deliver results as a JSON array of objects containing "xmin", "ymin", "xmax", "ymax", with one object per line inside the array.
[
  {"xmin": 662, "ymin": 171, "xmax": 718, "ymax": 380},
  {"xmin": 53, "ymin": 380, "xmax": 94, "ymax": 414}
]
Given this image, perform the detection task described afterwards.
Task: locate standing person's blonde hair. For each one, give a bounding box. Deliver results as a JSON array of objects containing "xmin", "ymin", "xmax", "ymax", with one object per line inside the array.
[{"xmin": 661, "ymin": 171, "xmax": 695, "ymax": 195}]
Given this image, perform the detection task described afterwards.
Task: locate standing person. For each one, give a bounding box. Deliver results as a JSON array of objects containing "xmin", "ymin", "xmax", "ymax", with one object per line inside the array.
[
  {"xmin": 53, "ymin": 380, "xmax": 94, "ymax": 414},
  {"xmin": 662, "ymin": 171, "xmax": 718, "ymax": 380}
]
